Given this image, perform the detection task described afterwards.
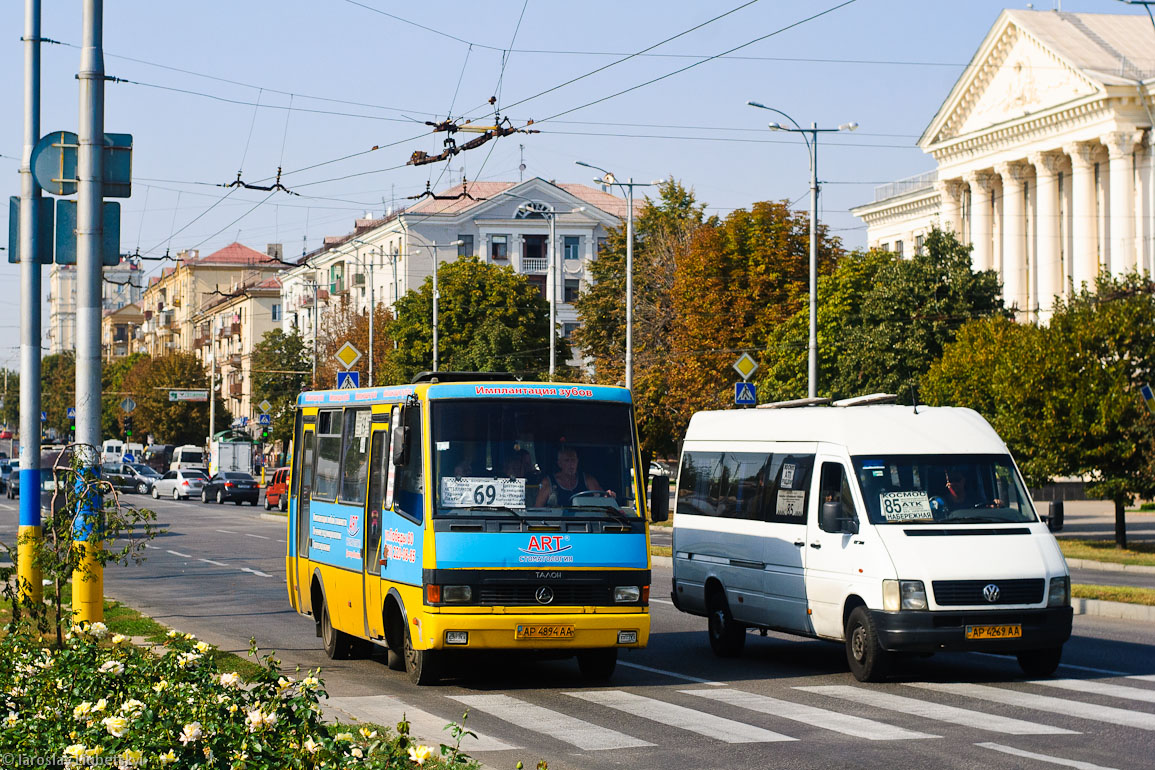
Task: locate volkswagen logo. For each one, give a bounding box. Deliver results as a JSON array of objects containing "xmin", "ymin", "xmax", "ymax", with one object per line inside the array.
[
  {"xmin": 534, "ymin": 586, "xmax": 555, "ymax": 605},
  {"xmin": 982, "ymin": 583, "xmax": 1000, "ymax": 603}
]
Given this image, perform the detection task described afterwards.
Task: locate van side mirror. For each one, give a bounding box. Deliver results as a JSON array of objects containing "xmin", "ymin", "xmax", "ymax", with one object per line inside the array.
[
  {"xmin": 650, "ymin": 476, "xmax": 669, "ymax": 523},
  {"xmin": 390, "ymin": 425, "xmax": 409, "ymax": 466},
  {"xmin": 1046, "ymin": 500, "xmax": 1064, "ymax": 532},
  {"xmin": 821, "ymin": 500, "xmax": 859, "ymax": 535}
]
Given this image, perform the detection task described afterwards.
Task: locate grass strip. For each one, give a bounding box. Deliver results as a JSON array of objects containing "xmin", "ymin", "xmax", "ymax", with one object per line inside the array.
[
  {"xmin": 1072, "ymin": 583, "xmax": 1155, "ymax": 606},
  {"xmin": 1058, "ymin": 539, "xmax": 1155, "ymax": 567}
]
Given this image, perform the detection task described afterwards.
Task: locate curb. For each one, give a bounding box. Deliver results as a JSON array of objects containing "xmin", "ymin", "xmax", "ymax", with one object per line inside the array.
[
  {"xmin": 1066, "ymin": 558, "xmax": 1155, "ymax": 575},
  {"xmin": 260, "ymin": 512, "xmax": 287, "ymax": 523},
  {"xmin": 1073, "ymin": 597, "xmax": 1155, "ymax": 621}
]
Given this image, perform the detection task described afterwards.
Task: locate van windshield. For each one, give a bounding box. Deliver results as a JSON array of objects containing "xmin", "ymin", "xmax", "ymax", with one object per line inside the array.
[
  {"xmin": 430, "ymin": 399, "xmax": 639, "ymax": 518},
  {"xmin": 179, "ymin": 451, "xmax": 204, "ymax": 464},
  {"xmin": 851, "ymin": 454, "xmax": 1037, "ymax": 525}
]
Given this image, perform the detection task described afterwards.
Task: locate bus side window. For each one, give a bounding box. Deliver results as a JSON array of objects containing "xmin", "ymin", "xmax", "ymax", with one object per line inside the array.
[
  {"xmin": 365, "ymin": 429, "xmax": 387, "ymax": 575},
  {"xmin": 394, "ymin": 406, "xmax": 423, "ymax": 521}
]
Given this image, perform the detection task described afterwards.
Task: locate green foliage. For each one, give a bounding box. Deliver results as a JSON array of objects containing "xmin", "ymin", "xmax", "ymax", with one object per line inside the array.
[
  {"xmin": 41, "ymin": 353, "xmax": 76, "ymax": 437},
  {"xmin": 251, "ymin": 329, "xmax": 311, "ymax": 446},
  {"xmin": 103, "ymin": 353, "xmax": 149, "ymax": 440},
  {"xmin": 0, "ymin": 368, "xmax": 18, "ymax": 428},
  {"xmin": 388, "ymin": 258, "xmax": 560, "ymax": 381},
  {"xmin": 120, "ymin": 353, "xmax": 230, "ymax": 446},
  {"xmin": 0, "ymin": 624, "xmax": 479, "ymax": 769}
]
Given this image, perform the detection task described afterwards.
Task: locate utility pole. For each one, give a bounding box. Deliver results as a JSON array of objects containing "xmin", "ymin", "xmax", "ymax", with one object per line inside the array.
[
  {"xmin": 208, "ymin": 352, "xmax": 215, "ymax": 443},
  {"xmin": 18, "ymin": 0, "xmax": 43, "ymax": 605},
  {"xmin": 73, "ymin": 0, "xmax": 105, "ymax": 623}
]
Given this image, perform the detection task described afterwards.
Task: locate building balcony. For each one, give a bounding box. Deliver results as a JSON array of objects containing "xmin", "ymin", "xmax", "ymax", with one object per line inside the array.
[
  {"xmin": 193, "ymin": 334, "xmax": 209, "ymax": 348},
  {"xmin": 229, "ymin": 382, "xmax": 244, "ymax": 397},
  {"xmin": 229, "ymin": 322, "xmax": 242, "ymax": 336},
  {"xmin": 521, "ymin": 257, "xmax": 548, "ymax": 274}
]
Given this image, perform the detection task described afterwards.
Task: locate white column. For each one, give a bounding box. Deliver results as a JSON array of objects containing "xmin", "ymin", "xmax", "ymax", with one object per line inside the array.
[
  {"xmin": 935, "ymin": 179, "xmax": 965, "ymax": 235},
  {"xmin": 964, "ymin": 170, "xmax": 995, "ymax": 272},
  {"xmin": 1104, "ymin": 131, "xmax": 1138, "ymax": 275},
  {"xmin": 996, "ymin": 161, "xmax": 1030, "ymax": 318},
  {"xmin": 1064, "ymin": 141, "xmax": 1099, "ymax": 292},
  {"xmin": 1029, "ymin": 152, "xmax": 1064, "ymax": 322}
]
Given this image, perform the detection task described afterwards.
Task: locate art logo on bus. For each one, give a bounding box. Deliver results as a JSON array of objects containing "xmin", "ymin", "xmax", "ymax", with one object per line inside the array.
[{"xmin": 518, "ymin": 535, "xmax": 573, "ymax": 563}]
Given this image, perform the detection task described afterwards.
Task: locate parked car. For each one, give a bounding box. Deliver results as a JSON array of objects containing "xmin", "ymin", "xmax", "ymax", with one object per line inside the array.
[
  {"xmin": 201, "ymin": 472, "xmax": 260, "ymax": 505},
  {"xmin": 264, "ymin": 466, "xmax": 290, "ymax": 511},
  {"xmin": 151, "ymin": 469, "xmax": 208, "ymax": 500}
]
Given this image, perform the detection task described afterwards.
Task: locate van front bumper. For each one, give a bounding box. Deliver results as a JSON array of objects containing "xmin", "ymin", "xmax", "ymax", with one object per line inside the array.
[{"xmin": 870, "ymin": 607, "xmax": 1073, "ymax": 652}]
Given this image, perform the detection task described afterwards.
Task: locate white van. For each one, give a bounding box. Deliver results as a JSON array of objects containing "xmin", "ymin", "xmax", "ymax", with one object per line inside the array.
[
  {"xmin": 101, "ymin": 439, "xmax": 125, "ymax": 464},
  {"xmin": 671, "ymin": 397, "xmax": 1072, "ymax": 682},
  {"xmin": 169, "ymin": 444, "xmax": 207, "ymax": 471}
]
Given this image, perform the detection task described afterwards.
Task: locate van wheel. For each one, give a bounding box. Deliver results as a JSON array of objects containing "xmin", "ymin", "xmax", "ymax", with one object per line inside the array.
[
  {"xmin": 845, "ymin": 606, "xmax": 890, "ymax": 682},
  {"xmin": 320, "ymin": 599, "xmax": 354, "ymax": 660},
  {"xmin": 403, "ymin": 622, "xmax": 441, "ymax": 685},
  {"xmin": 1017, "ymin": 647, "xmax": 1062, "ymax": 678},
  {"xmin": 577, "ymin": 648, "xmax": 618, "ymax": 681},
  {"xmin": 706, "ymin": 590, "xmax": 746, "ymax": 657}
]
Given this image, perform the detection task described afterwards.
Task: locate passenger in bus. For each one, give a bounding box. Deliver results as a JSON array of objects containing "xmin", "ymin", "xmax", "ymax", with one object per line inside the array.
[
  {"xmin": 502, "ymin": 448, "xmax": 535, "ymax": 480},
  {"xmin": 535, "ymin": 446, "xmax": 612, "ymax": 507}
]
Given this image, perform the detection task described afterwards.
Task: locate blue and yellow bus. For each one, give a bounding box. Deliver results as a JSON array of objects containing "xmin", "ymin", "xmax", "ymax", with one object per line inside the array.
[{"xmin": 285, "ymin": 372, "xmax": 669, "ymax": 684}]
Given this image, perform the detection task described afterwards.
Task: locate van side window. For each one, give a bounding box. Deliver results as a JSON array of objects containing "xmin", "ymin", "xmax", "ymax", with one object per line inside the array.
[
  {"xmin": 339, "ymin": 408, "xmax": 371, "ymax": 504},
  {"xmin": 819, "ymin": 462, "xmax": 857, "ymax": 523},
  {"xmin": 313, "ymin": 409, "xmax": 343, "ymax": 501},
  {"xmin": 678, "ymin": 451, "xmax": 813, "ymax": 522}
]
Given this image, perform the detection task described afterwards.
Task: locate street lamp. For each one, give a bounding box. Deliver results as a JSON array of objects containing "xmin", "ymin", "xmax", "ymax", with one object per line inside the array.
[
  {"xmin": 412, "ymin": 240, "xmax": 463, "ymax": 372},
  {"xmin": 574, "ymin": 161, "xmax": 654, "ymax": 391},
  {"xmin": 747, "ymin": 101, "xmax": 857, "ymax": 399},
  {"xmin": 346, "ymin": 238, "xmax": 377, "ymax": 386}
]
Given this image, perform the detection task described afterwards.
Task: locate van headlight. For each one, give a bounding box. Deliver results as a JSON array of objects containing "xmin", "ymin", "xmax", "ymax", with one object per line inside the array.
[
  {"xmin": 614, "ymin": 586, "xmax": 641, "ymax": 604},
  {"xmin": 1047, "ymin": 576, "xmax": 1070, "ymax": 607},
  {"xmin": 882, "ymin": 579, "xmax": 927, "ymax": 611}
]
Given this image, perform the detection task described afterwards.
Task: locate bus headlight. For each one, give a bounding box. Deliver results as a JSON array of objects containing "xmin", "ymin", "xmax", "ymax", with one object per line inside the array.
[
  {"xmin": 614, "ymin": 586, "xmax": 641, "ymax": 604},
  {"xmin": 442, "ymin": 585, "xmax": 473, "ymax": 603},
  {"xmin": 883, "ymin": 579, "xmax": 927, "ymax": 611},
  {"xmin": 1048, "ymin": 576, "xmax": 1070, "ymax": 607}
]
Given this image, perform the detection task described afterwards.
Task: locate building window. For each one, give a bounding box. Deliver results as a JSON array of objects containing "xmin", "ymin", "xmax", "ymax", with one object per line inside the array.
[
  {"xmin": 526, "ymin": 274, "xmax": 546, "ymax": 298},
  {"xmin": 880, "ymin": 242, "xmax": 889, "ymax": 252},
  {"xmin": 562, "ymin": 322, "xmax": 579, "ymax": 339},
  {"xmin": 457, "ymin": 235, "xmax": 474, "ymax": 258},
  {"xmin": 597, "ymin": 237, "xmax": 608, "ymax": 254},
  {"xmin": 564, "ymin": 279, "xmax": 580, "ymax": 303},
  {"xmin": 915, "ymin": 235, "xmax": 925, "ymax": 255},
  {"xmin": 564, "ymin": 236, "xmax": 580, "ymax": 260},
  {"xmin": 894, "ymin": 240, "xmax": 904, "ymax": 258},
  {"xmin": 271, "ymin": 303, "xmax": 282, "ymax": 322},
  {"xmin": 491, "ymin": 235, "xmax": 508, "ymax": 260}
]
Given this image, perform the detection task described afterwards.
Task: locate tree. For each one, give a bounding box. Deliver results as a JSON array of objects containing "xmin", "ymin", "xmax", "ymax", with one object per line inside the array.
[
  {"xmin": 386, "ymin": 257, "xmax": 560, "ymax": 382},
  {"xmin": 102, "ymin": 353, "xmax": 148, "ymax": 441},
  {"xmin": 40, "ymin": 354, "xmax": 76, "ymax": 437},
  {"xmin": 252, "ymin": 329, "xmax": 312, "ymax": 446},
  {"xmin": 120, "ymin": 353, "xmax": 230, "ymax": 446},
  {"xmin": 1, "ymin": 369, "xmax": 19, "ymax": 428},
  {"xmin": 315, "ymin": 299, "xmax": 399, "ymax": 390}
]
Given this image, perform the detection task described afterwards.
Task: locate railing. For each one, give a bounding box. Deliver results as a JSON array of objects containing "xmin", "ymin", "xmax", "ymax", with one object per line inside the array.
[
  {"xmin": 229, "ymin": 382, "xmax": 244, "ymax": 397},
  {"xmin": 521, "ymin": 257, "xmax": 548, "ymax": 274},
  {"xmin": 874, "ymin": 169, "xmax": 938, "ymax": 202}
]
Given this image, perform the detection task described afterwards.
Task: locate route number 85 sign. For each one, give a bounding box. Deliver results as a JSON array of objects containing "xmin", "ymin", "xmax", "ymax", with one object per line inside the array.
[{"xmin": 441, "ymin": 477, "xmax": 527, "ymax": 509}]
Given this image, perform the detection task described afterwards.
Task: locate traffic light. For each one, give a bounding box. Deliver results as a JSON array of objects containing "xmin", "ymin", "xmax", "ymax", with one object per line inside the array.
[{"xmin": 123, "ymin": 415, "xmax": 134, "ymax": 439}]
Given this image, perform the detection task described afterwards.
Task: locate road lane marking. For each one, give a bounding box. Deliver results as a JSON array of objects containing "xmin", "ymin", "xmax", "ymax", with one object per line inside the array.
[
  {"xmin": 166, "ymin": 550, "xmax": 192, "ymax": 558},
  {"xmin": 245, "ymin": 534, "xmax": 270, "ymax": 540},
  {"xmin": 569, "ymin": 690, "xmax": 795, "ymax": 743},
  {"xmin": 450, "ymin": 694, "xmax": 652, "ymax": 750},
  {"xmin": 199, "ymin": 559, "xmax": 228, "ymax": 567},
  {"xmin": 0, "ymin": 503, "xmax": 15, "ymax": 511},
  {"xmin": 241, "ymin": 567, "xmax": 273, "ymax": 578},
  {"xmin": 215, "ymin": 529, "xmax": 237, "ymax": 534},
  {"xmin": 796, "ymin": 685, "xmax": 1075, "ymax": 735},
  {"xmin": 649, "ymin": 597, "xmax": 675, "ymax": 605},
  {"xmin": 906, "ymin": 682, "xmax": 1155, "ymax": 731},
  {"xmin": 277, "ymin": 539, "xmax": 286, "ymax": 543},
  {"xmin": 1130, "ymin": 675, "xmax": 1155, "ymax": 683},
  {"xmin": 617, "ymin": 660, "xmax": 727, "ymax": 686},
  {"xmin": 976, "ymin": 742, "xmax": 1121, "ymax": 770},
  {"xmin": 327, "ymin": 695, "xmax": 517, "ymax": 752},
  {"xmin": 1030, "ymin": 678, "xmax": 1155, "ymax": 704},
  {"xmin": 689, "ymin": 688, "xmax": 934, "ymax": 741}
]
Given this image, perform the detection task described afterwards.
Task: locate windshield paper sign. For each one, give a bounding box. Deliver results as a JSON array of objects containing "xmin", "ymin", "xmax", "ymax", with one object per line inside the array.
[
  {"xmin": 441, "ymin": 477, "xmax": 526, "ymax": 508},
  {"xmin": 434, "ymin": 532, "xmax": 647, "ymax": 569},
  {"xmin": 880, "ymin": 491, "xmax": 934, "ymax": 521}
]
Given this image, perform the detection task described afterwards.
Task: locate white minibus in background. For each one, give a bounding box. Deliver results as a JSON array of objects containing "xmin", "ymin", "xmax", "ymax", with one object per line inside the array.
[
  {"xmin": 170, "ymin": 444, "xmax": 207, "ymax": 471},
  {"xmin": 671, "ymin": 395, "xmax": 1072, "ymax": 682}
]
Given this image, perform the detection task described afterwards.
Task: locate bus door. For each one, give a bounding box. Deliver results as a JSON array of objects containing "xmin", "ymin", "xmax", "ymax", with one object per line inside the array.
[
  {"xmin": 362, "ymin": 418, "xmax": 389, "ymax": 639},
  {"xmin": 293, "ymin": 422, "xmax": 317, "ymax": 613}
]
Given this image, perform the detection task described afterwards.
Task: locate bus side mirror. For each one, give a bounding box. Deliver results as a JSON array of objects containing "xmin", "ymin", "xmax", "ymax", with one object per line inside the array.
[
  {"xmin": 650, "ymin": 476, "xmax": 669, "ymax": 523},
  {"xmin": 391, "ymin": 426, "xmax": 409, "ymax": 466}
]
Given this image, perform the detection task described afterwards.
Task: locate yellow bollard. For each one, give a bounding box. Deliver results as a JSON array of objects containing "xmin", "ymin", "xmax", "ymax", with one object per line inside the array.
[
  {"xmin": 71, "ymin": 540, "xmax": 103, "ymax": 623},
  {"xmin": 17, "ymin": 525, "xmax": 42, "ymax": 605}
]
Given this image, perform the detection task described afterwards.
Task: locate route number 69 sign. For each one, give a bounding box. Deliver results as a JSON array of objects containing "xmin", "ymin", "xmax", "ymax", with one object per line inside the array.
[{"xmin": 441, "ymin": 477, "xmax": 527, "ymax": 509}]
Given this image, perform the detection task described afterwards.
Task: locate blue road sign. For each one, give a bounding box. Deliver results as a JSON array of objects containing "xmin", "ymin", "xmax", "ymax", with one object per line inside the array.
[
  {"xmin": 734, "ymin": 381, "xmax": 757, "ymax": 406},
  {"xmin": 40, "ymin": 411, "xmax": 47, "ymax": 422},
  {"xmin": 257, "ymin": 414, "xmax": 272, "ymax": 426},
  {"xmin": 1142, "ymin": 383, "xmax": 1155, "ymax": 415},
  {"xmin": 7, "ymin": 196, "xmax": 55, "ymax": 264},
  {"xmin": 54, "ymin": 200, "xmax": 122, "ymax": 266},
  {"xmin": 337, "ymin": 371, "xmax": 360, "ymax": 389},
  {"xmin": 123, "ymin": 453, "xmax": 135, "ymax": 463},
  {"xmin": 66, "ymin": 407, "xmax": 76, "ymax": 419}
]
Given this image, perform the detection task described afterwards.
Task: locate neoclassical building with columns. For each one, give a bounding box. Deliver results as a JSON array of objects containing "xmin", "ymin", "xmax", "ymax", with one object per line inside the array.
[{"xmin": 853, "ymin": 9, "xmax": 1155, "ymax": 321}]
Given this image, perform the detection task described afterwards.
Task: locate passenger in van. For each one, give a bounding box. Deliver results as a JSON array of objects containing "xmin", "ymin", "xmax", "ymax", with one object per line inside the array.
[
  {"xmin": 943, "ymin": 468, "xmax": 1002, "ymax": 510},
  {"xmin": 535, "ymin": 446, "xmax": 611, "ymax": 507}
]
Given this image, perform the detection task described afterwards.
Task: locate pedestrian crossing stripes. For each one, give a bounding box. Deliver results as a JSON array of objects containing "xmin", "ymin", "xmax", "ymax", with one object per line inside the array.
[
  {"xmin": 450, "ymin": 694, "xmax": 653, "ymax": 750},
  {"xmin": 567, "ymin": 690, "xmax": 796, "ymax": 743},
  {"xmin": 905, "ymin": 682, "xmax": 1155, "ymax": 732},
  {"xmin": 327, "ymin": 695, "xmax": 517, "ymax": 753},
  {"xmin": 1031, "ymin": 678, "xmax": 1155, "ymax": 704},
  {"xmin": 795, "ymin": 685, "xmax": 1077, "ymax": 735},
  {"xmin": 976, "ymin": 742, "xmax": 1121, "ymax": 770},
  {"xmin": 685, "ymin": 688, "xmax": 936, "ymax": 740}
]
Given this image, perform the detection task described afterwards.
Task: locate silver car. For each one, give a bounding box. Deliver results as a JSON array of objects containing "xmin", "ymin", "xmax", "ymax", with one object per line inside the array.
[{"xmin": 151, "ymin": 469, "xmax": 208, "ymax": 500}]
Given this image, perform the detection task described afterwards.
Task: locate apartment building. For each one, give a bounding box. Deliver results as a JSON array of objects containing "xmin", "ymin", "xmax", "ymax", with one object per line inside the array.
[
  {"xmin": 101, "ymin": 303, "xmax": 145, "ymax": 361},
  {"xmin": 48, "ymin": 258, "xmax": 145, "ymax": 354}
]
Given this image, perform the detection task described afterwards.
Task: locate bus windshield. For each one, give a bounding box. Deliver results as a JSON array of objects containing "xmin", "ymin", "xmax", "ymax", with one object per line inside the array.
[
  {"xmin": 431, "ymin": 399, "xmax": 639, "ymax": 518},
  {"xmin": 851, "ymin": 453, "xmax": 1038, "ymax": 525}
]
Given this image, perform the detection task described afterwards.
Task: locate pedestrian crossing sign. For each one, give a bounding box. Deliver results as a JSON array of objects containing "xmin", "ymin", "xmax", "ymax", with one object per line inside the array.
[
  {"xmin": 734, "ymin": 381, "xmax": 757, "ymax": 406},
  {"xmin": 337, "ymin": 371, "xmax": 360, "ymax": 390}
]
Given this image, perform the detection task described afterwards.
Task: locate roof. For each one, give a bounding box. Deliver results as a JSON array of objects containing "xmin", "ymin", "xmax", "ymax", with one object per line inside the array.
[
  {"xmin": 1005, "ymin": 10, "xmax": 1155, "ymax": 83},
  {"xmin": 684, "ymin": 405, "xmax": 1008, "ymax": 457},
  {"xmin": 189, "ymin": 242, "xmax": 279, "ymax": 267},
  {"xmin": 252, "ymin": 275, "xmax": 282, "ymax": 290},
  {"xmin": 403, "ymin": 178, "xmax": 643, "ymax": 219}
]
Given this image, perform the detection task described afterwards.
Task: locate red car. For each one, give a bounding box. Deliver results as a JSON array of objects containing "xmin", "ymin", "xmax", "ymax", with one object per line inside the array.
[{"xmin": 264, "ymin": 466, "xmax": 290, "ymax": 511}]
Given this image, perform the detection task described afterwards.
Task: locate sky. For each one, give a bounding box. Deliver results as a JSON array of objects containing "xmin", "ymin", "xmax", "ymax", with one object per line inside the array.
[{"xmin": 1, "ymin": 0, "xmax": 1150, "ymax": 365}]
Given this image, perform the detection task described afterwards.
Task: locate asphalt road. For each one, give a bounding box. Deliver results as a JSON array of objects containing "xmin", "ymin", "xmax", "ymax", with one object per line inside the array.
[{"xmin": 4, "ymin": 495, "xmax": 1155, "ymax": 770}]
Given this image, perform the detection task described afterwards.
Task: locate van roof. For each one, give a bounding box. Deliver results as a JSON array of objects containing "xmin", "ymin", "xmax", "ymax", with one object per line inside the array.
[{"xmin": 684, "ymin": 405, "xmax": 1007, "ymax": 456}]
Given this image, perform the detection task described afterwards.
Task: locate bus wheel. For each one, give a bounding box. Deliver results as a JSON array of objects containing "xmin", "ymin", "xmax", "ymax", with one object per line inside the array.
[
  {"xmin": 320, "ymin": 599, "xmax": 354, "ymax": 660},
  {"xmin": 577, "ymin": 648, "xmax": 617, "ymax": 681},
  {"xmin": 403, "ymin": 623, "xmax": 441, "ymax": 685}
]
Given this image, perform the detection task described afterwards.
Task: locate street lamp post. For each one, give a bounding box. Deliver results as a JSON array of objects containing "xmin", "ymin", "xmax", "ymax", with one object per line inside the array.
[
  {"xmin": 574, "ymin": 162, "xmax": 653, "ymax": 392},
  {"xmin": 347, "ymin": 239, "xmax": 376, "ymax": 386},
  {"xmin": 413, "ymin": 240, "xmax": 463, "ymax": 373},
  {"xmin": 747, "ymin": 102, "xmax": 857, "ymax": 399}
]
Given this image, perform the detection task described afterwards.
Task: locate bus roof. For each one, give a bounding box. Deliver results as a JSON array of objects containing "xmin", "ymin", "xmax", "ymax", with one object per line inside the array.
[{"xmin": 297, "ymin": 380, "xmax": 630, "ymax": 407}]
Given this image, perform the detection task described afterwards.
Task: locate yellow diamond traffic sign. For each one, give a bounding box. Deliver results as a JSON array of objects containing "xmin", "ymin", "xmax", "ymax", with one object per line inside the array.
[
  {"xmin": 733, "ymin": 352, "xmax": 758, "ymax": 381},
  {"xmin": 334, "ymin": 341, "xmax": 362, "ymax": 370}
]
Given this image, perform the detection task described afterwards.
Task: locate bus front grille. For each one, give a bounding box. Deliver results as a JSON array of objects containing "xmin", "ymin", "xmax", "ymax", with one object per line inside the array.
[{"xmin": 477, "ymin": 584, "xmax": 613, "ymax": 605}]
